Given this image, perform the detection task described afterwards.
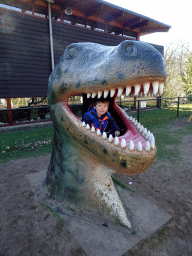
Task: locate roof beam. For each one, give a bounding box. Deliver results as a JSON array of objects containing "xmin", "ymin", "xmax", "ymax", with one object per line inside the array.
[
  {"xmin": 104, "ymin": 11, "xmax": 124, "ymax": 23},
  {"xmin": 123, "ymin": 17, "xmax": 141, "ymax": 28},
  {"xmin": 140, "ymin": 27, "xmax": 170, "ymax": 33},
  {"xmin": 85, "ymin": 3, "xmax": 104, "ymax": 17},
  {"xmin": 58, "ymin": 0, "xmax": 78, "ymax": 11},
  {"xmin": 131, "ymin": 20, "xmax": 149, "ymax": 30}
]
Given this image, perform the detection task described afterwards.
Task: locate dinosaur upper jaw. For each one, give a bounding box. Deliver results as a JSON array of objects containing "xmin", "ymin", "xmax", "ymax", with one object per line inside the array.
[{"xmin": 53, "ymin": 79, "xmax": 164, "ymax": 175}]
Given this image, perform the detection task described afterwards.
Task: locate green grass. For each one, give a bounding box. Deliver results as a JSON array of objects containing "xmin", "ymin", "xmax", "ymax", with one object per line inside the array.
[
  {"xmin": 140, "ymin": 115, "xmax": 192, "ymax": 162},
  {"xmin": 0, "ymin": 126, "xmax": 54, "ymax": 163},
  {"xmin": 132, "ymin": 105, "xmax": 192, "ymax": 124},
  {"xmin": 0, "ymin": 103, "xmax": 191, "ymax": 164}
]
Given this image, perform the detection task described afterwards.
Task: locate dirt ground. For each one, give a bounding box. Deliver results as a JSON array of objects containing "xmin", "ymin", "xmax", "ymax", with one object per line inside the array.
[{"xmin": 0, "ymin": 117, "xmax": 192, "ymax": 256}]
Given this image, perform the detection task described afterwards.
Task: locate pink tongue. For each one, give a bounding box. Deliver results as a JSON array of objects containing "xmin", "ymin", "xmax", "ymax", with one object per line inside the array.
[{"xmin": 115, "ymin": 130, "xmax": 147, "ymax": 148}]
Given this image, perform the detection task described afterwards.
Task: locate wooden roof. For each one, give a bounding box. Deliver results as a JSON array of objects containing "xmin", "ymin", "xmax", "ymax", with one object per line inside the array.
[{"xmin": 1, "ymin": 0, "xmax": 171, "ymax": 37}]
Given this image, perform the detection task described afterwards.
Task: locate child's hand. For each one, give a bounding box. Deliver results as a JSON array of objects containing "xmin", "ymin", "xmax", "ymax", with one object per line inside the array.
[{"xmin": 115, "ymin": 131, "xmax": 120, "ymax": 137}]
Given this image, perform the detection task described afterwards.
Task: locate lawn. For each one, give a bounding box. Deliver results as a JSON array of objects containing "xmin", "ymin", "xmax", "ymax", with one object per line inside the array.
[
  {"xmin": 0, "ymin": 126, "xmax": 54, "ymax": 163},
  {"xmin": 130, "ymin": 104, "xmax": 192, "ymax": 124},
  {"xmin": 0, "ymin": 105, "xmax": 191, "ymax": 163}
]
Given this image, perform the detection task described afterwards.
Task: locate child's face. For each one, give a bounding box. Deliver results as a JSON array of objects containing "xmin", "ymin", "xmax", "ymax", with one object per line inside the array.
[{"xmin": 94, "ymin": 102, "xmax": 109, "ymax": 117}]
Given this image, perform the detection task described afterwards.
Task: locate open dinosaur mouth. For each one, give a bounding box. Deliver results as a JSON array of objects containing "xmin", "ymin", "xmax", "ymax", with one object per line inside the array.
[{"xmin": 66, "ymin": 81, "xmax": 164, "ymax": 152}]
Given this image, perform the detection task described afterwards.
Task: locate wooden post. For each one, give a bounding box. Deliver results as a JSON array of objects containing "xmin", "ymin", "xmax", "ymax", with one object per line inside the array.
[
  {"xmin": 104, "ymin": 24, "xmax": 107, "ymax": 33},
  {"xmin": 157, "ymin": 96, "xmax": 161, "ymax": 108},
  {"xmin": 6, "ymin": 98, "xmax": 13, "ymax": 126},
  {"xmin": 134, "ymin": 96, "xmax": 137, "ymax": 111},
  {"xmin": 32, "ymin": 0, "xmax": 34, "ymax": 15},
  {"xmin": 137, "ymin": 100, "xmax": 140, "ymax": 122},
  {"xmin": 136, "ymin": 32, "xmax": 140, "ymax": 41},
  {"xmin": 177, "ymin": 97, "xmax": 180, "ymax": 117}
]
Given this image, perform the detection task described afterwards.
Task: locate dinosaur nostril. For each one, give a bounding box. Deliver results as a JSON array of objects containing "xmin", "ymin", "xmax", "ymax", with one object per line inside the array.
[{"xmin": 124, "ymin": 43, "xmax": 137, "ymax": 57}]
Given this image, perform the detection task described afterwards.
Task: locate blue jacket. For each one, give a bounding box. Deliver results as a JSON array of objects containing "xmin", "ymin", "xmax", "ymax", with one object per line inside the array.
[{"xmin": 82, "ymin": 106, "xmax": 120, "ymax": 134}]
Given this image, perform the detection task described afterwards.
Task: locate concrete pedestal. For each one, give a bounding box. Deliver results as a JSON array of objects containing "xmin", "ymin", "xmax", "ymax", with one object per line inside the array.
[{"xmin": 27, "ymin": 170, "xmax": 172, "ymax": 256}]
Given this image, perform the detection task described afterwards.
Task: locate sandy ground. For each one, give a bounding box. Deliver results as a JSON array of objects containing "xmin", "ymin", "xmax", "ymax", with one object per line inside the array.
[{"xmin": 0, "ymin": 117, "xmax": 192, "ymax": 256}]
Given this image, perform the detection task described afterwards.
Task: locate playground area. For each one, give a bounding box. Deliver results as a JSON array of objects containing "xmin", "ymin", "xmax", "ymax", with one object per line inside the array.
[{"xmin": 0, "ymin": 116, "xmax": 192, "ymax": 255}]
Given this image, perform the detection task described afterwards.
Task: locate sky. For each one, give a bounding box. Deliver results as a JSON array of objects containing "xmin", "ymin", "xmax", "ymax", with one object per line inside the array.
[{"xmin": 106, "ymin": 0, "xmax": 192, "ymax": 51}]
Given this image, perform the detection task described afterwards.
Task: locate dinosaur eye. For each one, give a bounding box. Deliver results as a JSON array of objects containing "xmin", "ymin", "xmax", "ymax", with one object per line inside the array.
[
  {"xmin": 124, "ymin": 43, "xmax": 137, "ymax": 57},
  {"xmin": 67, "ymin": 47, "xmax": 78, "ymax": 59}
]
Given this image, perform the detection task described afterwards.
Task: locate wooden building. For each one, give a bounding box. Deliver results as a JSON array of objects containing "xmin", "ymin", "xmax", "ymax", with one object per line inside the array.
[{"xmin": 0, "ymin": 0, "xmax": 170, "ymax": 125}]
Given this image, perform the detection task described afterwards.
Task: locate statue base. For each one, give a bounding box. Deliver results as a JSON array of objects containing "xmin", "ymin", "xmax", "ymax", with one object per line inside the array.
[{"xmin": 27, "ymin": 170, "xmax": 172, "ymax": 256}]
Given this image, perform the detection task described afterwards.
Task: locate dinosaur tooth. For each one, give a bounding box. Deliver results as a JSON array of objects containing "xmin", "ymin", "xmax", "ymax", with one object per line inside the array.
[
  {"xmin": 150, "ymin": 139, "xmax": 155, "ymax": 149},
  {"xmin": 145, "ymin": 130, "xmax": 151, "ymax": 139},
  {"xmin": 149, "ymin": 133, "xmax": 154, "ymax": 139},
  {"xmin": 96, "ymin": 129, "xmax": 101, "ymax": 136},
  {"xmin": 139, "ymin": 125, "xmax": 144, "ymax": 133},
  {"xmin": 129, "ymin": 116, "xmax": 132, "ymax": 121},
  {"xmin": 114, "ymin": 137, "xmax": 119, "ymax": 146},
  {"xmin": 117, "ymin": 88, "xmax": 123, "ymax": 97},
  {"xmin": 132, "ymin": 118, "xmax": 136, "ymax": 124},
  {"xmin": 110, "ymin": 89, "xmax": 116, "ymax": 98},
  {"xmin": 104, "ymin": 90, "xmax": 109, "ymax": 98},
  {"xmin": 102, "ymin": 132, "xmax": 107, "ymax": 139},
  {"xmin": 142, "ymin": 128, "xmax": 147, "ymax": 136},
  {"xmin": 129, "ymin": 140, "xmax": 134, "ymax": 150},
  {"xmin": 145, "ymin": 141, "xmax": 151, "ymax": 151},
  {"xmin": 86, "ymin": 124, "xmax": 90, "ymax": 130},
  {"xmin": 137, "ymin": 123, "xmax": 141, "ymax": 129},
  {"xmin": 91, "ymin": 92, "xmax": 97, "ymax": 98},
  {"xmin": 120, "ymin": 138, "xmax": 126, "ymax": 148},
  {"xmin": 134, "ymin": 84, "xmax": 141, "ymax": 96},
  {"xmin": 152, "ymin": 81, "xmax": 159, "ymax": 95},
  {"xmin": 87, "ymin": 93, "xmax": 91, "ymax": 98},
  {"xmin": 97, "ymin": 91, "xmax": 103, "ymax": 98},
  {"xmin": 137, "ymin": 141, "xmax": 142, "ymax": 151},
  {"xmin": 143, "ymin": 82, "xmax": 150, "ymax": 95},
  {"xmin": 149, "ymin": 135, "xmax": 155, "ymax": 149},
  {"xmin": 108, "ymin": 134, "xmax": 113, "ymax": 142},
  {"xmin": 82, "ymin": 121, "xmax": 86, "ymax": 127},
  {"xmin": 159, "ymin": 82, "xmax": 164, "ymax": 95},
  {"xmin": 135, "ymin": 120, "xmax": 138, "ymax": 126},
  {"xmin": 126, "ymin": 86, "xmax": 131, "ymax": 96},
  {"xmin": 90, "ymin": 126, "xmax": 95, "ymax": 132},
  {"xmin": 149, "ymin": 135, "xmax": 155, "ymax": 144}
]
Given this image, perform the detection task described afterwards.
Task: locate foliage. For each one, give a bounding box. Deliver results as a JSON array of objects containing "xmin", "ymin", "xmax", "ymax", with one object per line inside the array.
[
  {"xmin": 182, "ymin": 52, "xmax": 192, "ymax": 96},
  {"xmin": 163, "ymin": 41, "xmax": 189, "ymax": 98}
]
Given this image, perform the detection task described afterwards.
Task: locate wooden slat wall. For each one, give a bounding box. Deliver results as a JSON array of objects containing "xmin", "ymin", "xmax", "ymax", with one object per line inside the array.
[
  {"xmin": 0, "ymin": 9, "xmax": 51, "ymax": 98},
  {"xmin": 0, "ymin": 8, "xmax": 164, "ymax": 98},
  {"xmin": 0, "ymin": 26, "xmax": 8, "ymax": 98}
]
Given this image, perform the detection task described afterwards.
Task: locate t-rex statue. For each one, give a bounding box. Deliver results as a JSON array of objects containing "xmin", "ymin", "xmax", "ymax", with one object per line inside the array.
[{"xmin": 46, "ymin": 40, "xmax": 166, "ymax": 228}]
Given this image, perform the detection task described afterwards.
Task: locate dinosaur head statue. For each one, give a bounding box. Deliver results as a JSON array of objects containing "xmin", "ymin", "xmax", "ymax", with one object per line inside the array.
[{"xmin": 46, "ymin": 40, "xmax": 166, "ymax": 228}]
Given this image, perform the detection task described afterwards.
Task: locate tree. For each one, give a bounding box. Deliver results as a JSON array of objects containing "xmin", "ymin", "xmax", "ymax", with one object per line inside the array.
[
  {"xmin": 182, "ymin": 52, "xmax": 192, "ymax": 96},
  {"xmin": 163, "ymin": 41, "xmax": 189, "ymax": 98}
]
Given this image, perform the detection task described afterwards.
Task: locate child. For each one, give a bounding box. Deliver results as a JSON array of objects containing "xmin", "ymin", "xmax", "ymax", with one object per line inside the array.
[{"xmin": 82, "ymin": 99, "xmax": 120, "ymax": 137}]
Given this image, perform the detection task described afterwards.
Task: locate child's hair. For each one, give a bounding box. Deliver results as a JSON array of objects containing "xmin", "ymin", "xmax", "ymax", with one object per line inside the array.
[{"xmin": 93, "ymin": 98, "xmax": 110, "ymax": 106}]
